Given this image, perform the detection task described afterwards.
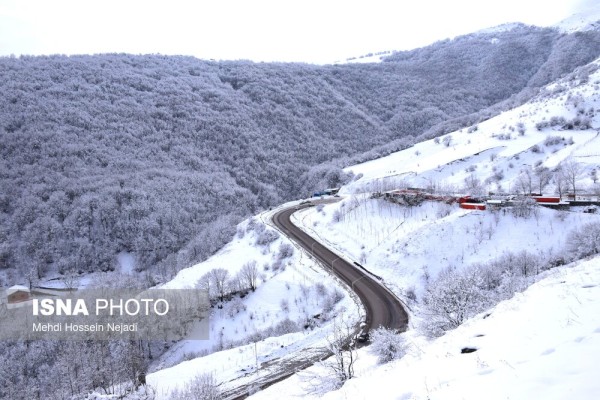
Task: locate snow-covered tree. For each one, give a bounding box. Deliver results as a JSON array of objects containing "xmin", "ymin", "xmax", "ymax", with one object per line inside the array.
[
  {"xmin": 511, "ymin": 197, "xmax": 538, "ymax": 219},
  {"xmin": 240, "ymin": 261, "xmax": 259, "ymax": 292},
  {"xmin": 324, "ymin": 317, "xmax": 358, "ymax": 387},
  {"xmin": 567, "ymin": 222, "xmax": 600, "ymax": 259},
  {"xmin": 464, "ymin": 174, "xmax": 484, "ymax": 196},
  {"xmin": 534, "ymin": 165, "xmax": 552, "ymax": 194},
  {"xmin": 209, "ymin": 268, "xmax": 230, "ymax": 301},
  {"xmin": 422, "ymin": 266, "xmax": 489, "ymax": 337},
  {"xmin": 170, "ymin": 373, "xmax": 220, "ymax": 400},
  {"xmin": 561, "ymin": 159, "xmax": 582, "ymax": 198},
  {"xmin": 554, "ymin": 166, "xmax": 568, "ymax": 199},
  {"xmin": 369, "ymin": 327, "xmax": 407, "ymax": 364},
  {"xmin": 516, "ymin": 167, "xmax": 534, "ymax": 195}
]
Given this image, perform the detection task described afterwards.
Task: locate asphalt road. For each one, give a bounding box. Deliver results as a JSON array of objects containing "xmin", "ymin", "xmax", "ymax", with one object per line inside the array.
[
  {"xmin": 224, "ymin": 201, "xmax": 409, "ymax": 399},
  {"xmin": 272, "ymin": 201, "xmax": 409, "ymax": 333}
]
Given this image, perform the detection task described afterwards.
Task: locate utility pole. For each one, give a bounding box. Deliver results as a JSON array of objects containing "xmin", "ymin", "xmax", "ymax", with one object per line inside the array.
[{"xmin": 254, "ymin": 342, "xmax": 259, "ymax": 377}]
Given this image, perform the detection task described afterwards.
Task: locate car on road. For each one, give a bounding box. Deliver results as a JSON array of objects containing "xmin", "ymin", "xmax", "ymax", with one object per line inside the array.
[
  {"xmin": 356, "ymin": 323, "xmax": 369, "ymax": 343},
  {"xmin": 356, "ymin": 331, "xmax": 369, "ymax": 343}
]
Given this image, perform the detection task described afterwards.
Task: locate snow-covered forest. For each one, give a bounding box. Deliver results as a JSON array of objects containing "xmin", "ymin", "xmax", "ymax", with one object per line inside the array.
[
  {"xmin": 2, "ymin": 25, "xmax": 599, "ymax": 285},
  {"xmin": 1, "ymin": 16, "xmax": 600, "ymax": 399},
  {"xmin": 247, "ymin": 50, "xmax": 600, "ymax": 399}
]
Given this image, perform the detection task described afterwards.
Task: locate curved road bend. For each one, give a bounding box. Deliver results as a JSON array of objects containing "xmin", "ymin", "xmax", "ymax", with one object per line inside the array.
[
  {"xmin": 272, "ymin": 202, "xmax": 408, "ymax": 333},
  {"xmin": 224, "ymin": 202, "xmax": 408, "ymax": 399}
]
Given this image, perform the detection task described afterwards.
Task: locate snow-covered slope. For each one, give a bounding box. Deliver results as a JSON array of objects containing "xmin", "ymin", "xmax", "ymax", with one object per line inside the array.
[
  {"xmin": 131, "ymin": 49, "xmax": 600, "ymax": 400},
  {"xmin": 246, "ymin": 56, "xmax": 600, "ymax": 399},
  {"xmin": 251, "ymin": 256, "xmax": 600, "ymax": 400},
  {"xmin": 556, "ymin": 0, "xmax": 600, "ymax": 33},
  {"xmin": 295, "ymin": 198, "xmax": 600, "ymax": 300},
  {"xmin": 343, "ymin": 57, "xmax": 600, "ymax": 195},
  {"xmin": 293, "ymin": 56, "xmax": 600, "ymax": 296},
  {"xmin": 138, "ymin": 204, "xmax": 361, "ymax": 398}
]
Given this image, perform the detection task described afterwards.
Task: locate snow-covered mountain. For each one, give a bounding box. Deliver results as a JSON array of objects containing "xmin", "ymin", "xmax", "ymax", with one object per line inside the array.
[
  {"xmin": 127, "ymin": 55, "xmax": 600, "ymax": 399},
  {"xmin": 343, "ymin": 57, "xmax": 600, "ymax": 195},
  {"xmin": 110, "ymin": 15, "xmax": 600, "ymax": 400},
  {"xmin": 338, "ymin": 1, "xmax": 600, "ymax": 66},
  {"xmin": 245, "ymin": 55, "xmax": 600, "ymax": 400}
]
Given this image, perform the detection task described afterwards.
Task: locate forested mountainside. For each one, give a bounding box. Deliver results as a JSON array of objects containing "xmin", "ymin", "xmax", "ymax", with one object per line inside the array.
[{"xmin": 1, "ymin": 24, "xmax": 599, "ymax": 283}]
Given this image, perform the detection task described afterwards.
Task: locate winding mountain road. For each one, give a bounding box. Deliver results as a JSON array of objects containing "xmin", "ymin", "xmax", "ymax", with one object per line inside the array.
[
  {"xmin": 272, "ymin": 201, "xmax": 409, "ymax": 333},
  {"xmin": 223, "ymin": 200, "xmax": 408, "ymax": 399}
]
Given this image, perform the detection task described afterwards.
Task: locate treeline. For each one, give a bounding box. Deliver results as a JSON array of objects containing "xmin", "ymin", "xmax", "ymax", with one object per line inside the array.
[
  {"xmin": 1, "ymin": 25, "xmax": 599, "ymax": 282},
  {"xmin": 0, "ymin": 339, "xmax": 155, "ymax": 399}
]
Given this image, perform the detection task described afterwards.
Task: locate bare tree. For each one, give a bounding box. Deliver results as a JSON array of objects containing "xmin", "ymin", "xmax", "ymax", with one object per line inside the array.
[
  {"xmin": 197, "ymin": 272, "xmax": 213, "ymax": 300},
  {"xmin": 228, "ymin": 274, "xmax": 244, "ymax": 294},
  {"xmin": 170, "ymin": 372, "xmax": 220, "ymax": 400},
  {"xmin": 61, "ymin": 268, "xmax": 80, "ymax": 292},
  {"xmin": 511, "ymin": 197, "xmax": 538, "ymax": 219},
  {"xmin": 209, "ymin": 268, "xmax": 229, "ymax": 301},
  {"xmin": 323, "ymin": 316, "xmax": 358, "ymax": 387},
  {"xmin": 463, "ymin": 174, "xmax": 484, "ymax": 195},
  {"xmin": 512, "ymin": 250, "xmax": 541, "ymax": 277},
  {"xmin": 240, "ymin": 261, "xmax": 259, "ymax": 292},
  {"xmin": 553, "ymin": 166, "xmax": 567, "ymax": 199},
  {"xmin": 515, "ymin": 167, "xmax": 534, "ymax": 195},
  {"xmin": 562, "ymin": 159, "xmax": 582, "ymax": 199},
  {"xmin": 534, "ymin": 166, "xmax": 552, "ymax": 194}
]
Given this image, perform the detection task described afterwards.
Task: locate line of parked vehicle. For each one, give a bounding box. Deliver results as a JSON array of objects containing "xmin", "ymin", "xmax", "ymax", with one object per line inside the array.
[{"xmin": 378, "ymin": 188, "xmax": 599, "ymax": 212}]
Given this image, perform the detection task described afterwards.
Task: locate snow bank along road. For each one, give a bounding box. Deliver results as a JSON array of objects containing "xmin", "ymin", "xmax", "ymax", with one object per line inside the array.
[{"xmin": 272, "ymin": 201, "xmax": 409, "ymax": 334}]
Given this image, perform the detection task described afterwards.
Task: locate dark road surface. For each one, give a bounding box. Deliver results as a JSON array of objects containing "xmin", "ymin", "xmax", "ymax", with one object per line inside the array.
[
  {"xmin": 224, "ymin": 201, "xmax": 408, "ymax": 399},
  {"xmin": 272, "ymin": 201, "xmax": 408, "ymax": 333}
]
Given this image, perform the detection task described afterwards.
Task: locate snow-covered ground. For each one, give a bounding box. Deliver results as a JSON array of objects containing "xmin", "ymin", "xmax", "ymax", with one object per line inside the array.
[
  {"xmin": 245, "ymin": 55, "xmax": 600, "ymax": 398},
  {"xmin": 343, "ymin": 57, "xmax": 600, "ymax": 196},
  {"xmin": 138, "ymin": 202, "xmax": 363, "ymax": 398},
  {"xmin": 250, "ymin": 256, "xmax": 600, "ymax": 400},
  {"xmin": 556, "ymin": 0, "xmax": 600, "ymax": 33},
  {"xmin": 130, "ymin": 40, "xmax": 600, "ymax": 400},
  {"xmin": 295, "ymin": 197, "xmax": 600, "ymax": 299}
]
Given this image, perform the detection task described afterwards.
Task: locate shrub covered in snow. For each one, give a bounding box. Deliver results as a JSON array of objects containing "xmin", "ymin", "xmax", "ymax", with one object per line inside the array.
[
  {"xmin": 369, "ymin": 327, "xmax": 408, "ymax": 364},
  {"xmin": 170, "ymin": 373, "xmax": 220, "ymax": 400},
  {"xmin": 277, "ymin": 243, "xmax": 294, "ymax": 260},
  {"xmin": 544, "ymin": 135, "xmax": 563, "ymax": 146},
  {"xmin": 567, "ymin": 222, "xmax": 600, "ymax": 260},
  {"xmin": 255, "ymin": 229, "xmax": 279, "ymax": 246},
  {"xmin": 421, "ymin": 266, "xmax": 491, "ymax": 337}
]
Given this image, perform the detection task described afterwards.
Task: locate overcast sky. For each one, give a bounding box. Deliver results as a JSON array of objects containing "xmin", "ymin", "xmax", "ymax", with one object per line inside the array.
[{"xmin": 0, "ymin": 0, "xmax": 593, "ymax": 64}]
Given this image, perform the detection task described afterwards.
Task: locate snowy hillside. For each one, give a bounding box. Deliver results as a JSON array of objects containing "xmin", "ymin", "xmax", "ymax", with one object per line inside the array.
[
  {"xmin": 556, "ymin": 0, "xmax": 600, "ymax": 33},
  {"xmin": 343, "ymin": 57, "xmax": 600, "ymax": 195},
  {"xmin": 294, "ymin": 198, "xmax": 600, "ymax": 300},
  {"xmin": 291, "ymin": 57, "xmax": 600, "ymax": 299},
  {"xmin": 112, "ymin": 41, "xmax": 600, "ymax": 400},
  {"xmin": 245, "ymin": 56, "xmax": 600, "ymax": 399},
  {"xmin": 250, "ymin": 256, "xmax": 600, "ymax": 399},
  {"xmin": 137, "ymin": 205, "xmax": 362, "ymax": 398}
]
